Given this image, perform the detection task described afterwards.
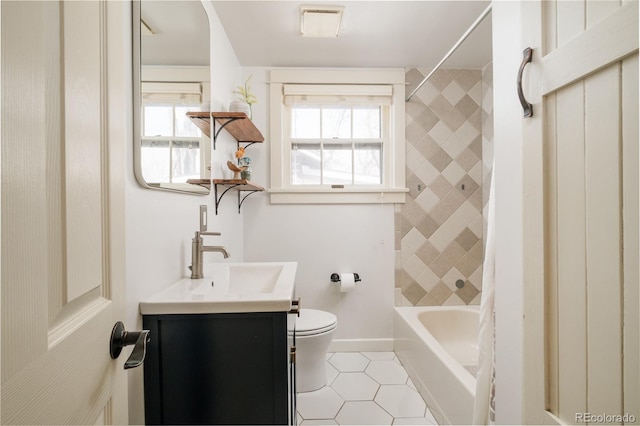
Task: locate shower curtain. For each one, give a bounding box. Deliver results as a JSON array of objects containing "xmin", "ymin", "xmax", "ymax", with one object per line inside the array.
[{"xmin": 473, "ymin": 163, "xmax": 496, "ymax": 425}]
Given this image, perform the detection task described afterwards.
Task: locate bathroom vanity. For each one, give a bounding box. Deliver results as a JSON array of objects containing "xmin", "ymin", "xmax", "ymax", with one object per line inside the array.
[
  {"xmin": 142, "ymin": 312, "xmax": 293, "ymax": 424},
  {"xmin": 139, "ymin": 262, "xmax": 298, "ymax": 425}
]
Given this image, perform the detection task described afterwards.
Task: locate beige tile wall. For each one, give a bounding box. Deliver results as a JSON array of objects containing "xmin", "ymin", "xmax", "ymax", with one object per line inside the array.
[
  {"xmin": 482, "ymin": 62, "xmax": 494, "ymax": 240},
  {"xmin": 395, "ymin": 68, "xmax": 492, "ymax": 306}
]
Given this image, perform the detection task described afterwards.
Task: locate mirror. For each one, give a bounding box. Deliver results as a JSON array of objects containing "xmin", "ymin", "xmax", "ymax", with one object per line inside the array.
[{"xmin": 133, "ymin": 0, "xmax": 211, "ymax": 194}]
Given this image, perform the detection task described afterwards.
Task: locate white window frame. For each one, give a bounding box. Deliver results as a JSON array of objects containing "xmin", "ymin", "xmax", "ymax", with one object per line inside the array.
[
  {"xmin": 140, "ymin": 78, "xmax": 211, "ymax": 188},
  {"xmin": 269, "ymin": 69, "xmax": 407, "ymax": 204},
  {"xmin": 137, "ymin": 67, "xmax": 211, "ymax": 192},
  {"xmin": 140, "ymin": 82, "xmax": 206, "ymax": 185}
]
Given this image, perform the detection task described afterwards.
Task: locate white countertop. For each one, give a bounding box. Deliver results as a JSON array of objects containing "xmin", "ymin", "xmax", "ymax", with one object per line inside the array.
[{"xmin": 139, "ymin": 262, "xmax": 297, "ymax": 315}]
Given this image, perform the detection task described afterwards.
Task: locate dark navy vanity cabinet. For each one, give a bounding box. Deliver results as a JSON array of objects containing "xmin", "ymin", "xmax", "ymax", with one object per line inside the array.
[{"xmin": 142, "ymin": 311, "xmax": 294, "ymax": 425}]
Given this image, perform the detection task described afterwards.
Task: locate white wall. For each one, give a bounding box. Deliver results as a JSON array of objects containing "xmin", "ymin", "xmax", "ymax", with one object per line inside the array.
[
  {"xmin": 492, "ymin": 2, "xmax": 524, "ymax": 424},
  {"xmin": 125, "ymin": 2, "xmax": 246, "ymax": 423},
  {"xmin": 125, "ymin": 4, "xmax": 412, "ymax": 422},
  {"xmin": 241, "ymin": 67, "xmax": 397, "ymax": 349}
]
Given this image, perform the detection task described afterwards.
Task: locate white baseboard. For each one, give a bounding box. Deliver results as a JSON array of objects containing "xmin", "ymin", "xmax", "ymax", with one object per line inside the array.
[{"xmin": 328, "ymin": 338, "xmax": 395, "ymax": 352}]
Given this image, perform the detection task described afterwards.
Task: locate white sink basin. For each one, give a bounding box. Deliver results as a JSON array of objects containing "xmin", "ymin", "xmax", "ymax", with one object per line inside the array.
[
  {"xmin": 139, "ymin": 262, "xmax": 297, "ymax": 315},
  {"xmin": 228, "ymin": 263, "xmax": 282, "ymax": 294}
]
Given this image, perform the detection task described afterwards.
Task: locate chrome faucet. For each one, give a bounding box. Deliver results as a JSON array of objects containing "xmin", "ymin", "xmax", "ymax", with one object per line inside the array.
[{"xmin": 190, "ymin": 231, "xmax": 230, "ymax": 279}]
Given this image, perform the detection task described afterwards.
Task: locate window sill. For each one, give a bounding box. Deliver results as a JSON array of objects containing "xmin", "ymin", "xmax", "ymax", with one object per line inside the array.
[{"xmin": 268, "ymin": 187, "xmax": 408, "ymax": 204}]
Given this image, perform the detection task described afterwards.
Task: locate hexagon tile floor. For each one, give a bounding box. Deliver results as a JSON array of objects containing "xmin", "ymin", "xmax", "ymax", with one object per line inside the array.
[{"xmin": 296, "ymin": 352, "xmax": 438, "ymax": 425}]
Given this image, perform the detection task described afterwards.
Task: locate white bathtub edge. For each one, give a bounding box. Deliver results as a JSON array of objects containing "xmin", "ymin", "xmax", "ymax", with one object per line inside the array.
[{"xmin": 394, "ymin": 306, "xmax": 478, "ymax": 425}]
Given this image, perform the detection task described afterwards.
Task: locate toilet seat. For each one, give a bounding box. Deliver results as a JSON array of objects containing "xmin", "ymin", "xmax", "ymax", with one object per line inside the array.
[{"xmin": 290, "ymin": 308, "xmax": 337, "ymax": 337}]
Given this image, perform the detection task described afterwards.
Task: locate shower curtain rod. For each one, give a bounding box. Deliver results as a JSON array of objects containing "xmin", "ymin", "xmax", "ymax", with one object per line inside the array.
[{"xmin": 405, "ymin": 4, "xmax": 492, "ymax": 102}]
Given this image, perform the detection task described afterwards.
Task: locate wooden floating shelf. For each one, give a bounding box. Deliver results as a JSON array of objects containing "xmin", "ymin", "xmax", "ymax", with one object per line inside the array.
[
  {"xmin": 185, "ymin": 179, "xmax": 265, "ymax": 191},
  {"xmin": 187, "ymin": 179, "xmax": 264, "ymax": 214},
  {"xmin": 186, "ymin": 178, "xmax": 211, "ymax": 188},
  {"xmin": 186, "ymin": 112, "xmax": 264, "ymax": 145},
  {"xmin": 211, "ymin": 179, "xmax": 265, "ymax": 214},
  {"xmin": 186, "ymin": 113, "xmax": 265, "ymax": 214},
  {"xmin": 212, "ymin": 179, "xmax": 265, "ymax": 192}
]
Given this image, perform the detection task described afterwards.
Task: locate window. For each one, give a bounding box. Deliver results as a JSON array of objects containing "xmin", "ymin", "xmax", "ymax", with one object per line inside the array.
[
  {"xmin": 140, "ymin": 82, "xmax": 206, "ymax": 184},
  {"xmin": 290, "ymin": 105, "xmax": 385, "ymax": 185},
  {"xmin": 270, "ymin": 69, "xmax": 407, "ymax": 204}
]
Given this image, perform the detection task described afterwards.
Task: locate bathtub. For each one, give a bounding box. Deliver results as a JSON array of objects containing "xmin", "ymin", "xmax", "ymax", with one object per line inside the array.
[{"xmin": 394, "ymin": 306, "xmax": 479, "ymax": 425}]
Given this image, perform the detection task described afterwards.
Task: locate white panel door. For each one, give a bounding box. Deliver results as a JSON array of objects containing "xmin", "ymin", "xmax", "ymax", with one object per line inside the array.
[
  {"xmin": 1, "ymin": 1, "xmax": 129, "ymax": 423},
  {"xmin": 519, "ymin": 1, "xmax": 638, "ymax": 424}
]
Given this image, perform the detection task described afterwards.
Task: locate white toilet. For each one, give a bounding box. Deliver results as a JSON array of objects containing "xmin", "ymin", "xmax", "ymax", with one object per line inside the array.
[{"xmin": 290, "ymin": 308, "xmax": 337, "ymax": 393}]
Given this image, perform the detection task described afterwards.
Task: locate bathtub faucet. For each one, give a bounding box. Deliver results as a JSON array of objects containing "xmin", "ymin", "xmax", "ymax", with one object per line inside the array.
[{"xmin": 189, "ymin": 231, "xmax": 229, "ymax": 279}]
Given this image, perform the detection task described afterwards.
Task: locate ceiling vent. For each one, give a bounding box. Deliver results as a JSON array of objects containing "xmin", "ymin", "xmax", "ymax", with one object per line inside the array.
[{"xmin": 300, "ymin": 5, "xmax": 344, "ymax": 38}]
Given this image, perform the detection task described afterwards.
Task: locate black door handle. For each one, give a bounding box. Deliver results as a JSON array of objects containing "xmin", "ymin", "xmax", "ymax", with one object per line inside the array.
[
  {"xmin": 109, "ymin": 321, "xmax": 150, "ymax": 370},
  {"xmin": 518, "ymin": 47, "xmax": 533, "ymax": 118}
]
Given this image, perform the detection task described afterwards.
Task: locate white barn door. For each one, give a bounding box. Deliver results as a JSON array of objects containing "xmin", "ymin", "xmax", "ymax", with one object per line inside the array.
[
  {"xmin": 1, "ymin": 1, "xmax": 129, "ymax": 423},
  {"xmin": 520, "ymin": 1, "xmax": 638, "ymax": 424}
]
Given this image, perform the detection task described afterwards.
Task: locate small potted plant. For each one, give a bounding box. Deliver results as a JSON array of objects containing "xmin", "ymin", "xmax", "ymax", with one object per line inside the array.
[{"xmin": 229, "ymin": 74, "xmax": 258, "ymax": 119}]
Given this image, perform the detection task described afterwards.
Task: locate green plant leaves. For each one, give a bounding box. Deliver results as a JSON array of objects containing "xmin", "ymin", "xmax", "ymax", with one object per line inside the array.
[{"xmin": 233, "ymin": 74, "xmax": 257, "ymax": 105}]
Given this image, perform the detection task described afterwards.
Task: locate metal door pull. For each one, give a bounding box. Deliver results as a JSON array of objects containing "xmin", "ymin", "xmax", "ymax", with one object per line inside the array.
[{"xmin": 518, "ymin": 47, "xmax": 533, "ymax": 117}]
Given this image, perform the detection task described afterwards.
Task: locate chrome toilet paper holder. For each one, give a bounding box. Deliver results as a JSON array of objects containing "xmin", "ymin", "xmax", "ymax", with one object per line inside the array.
[{"xmin": 330, "ymin": 273, "xmax": 361, "ymax": 283}]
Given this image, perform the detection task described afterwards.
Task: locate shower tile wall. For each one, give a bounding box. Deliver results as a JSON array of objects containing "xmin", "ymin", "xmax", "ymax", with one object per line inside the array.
[
  {"xmin": 482, "ymin": 63, "xmax": 494, "ymax": 240},
  {"xmin": 395, "ymin": 68, "xmax": 486, "ymax": 306}
]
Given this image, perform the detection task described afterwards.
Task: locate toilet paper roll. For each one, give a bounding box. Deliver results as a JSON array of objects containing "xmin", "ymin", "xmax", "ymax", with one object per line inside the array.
[{"xmin": 339, "ymin": 273, "xmax": 357, "ymax": 292}]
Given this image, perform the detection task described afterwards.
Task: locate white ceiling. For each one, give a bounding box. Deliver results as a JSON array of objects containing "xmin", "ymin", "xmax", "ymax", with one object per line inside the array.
[
  {"xmin": 141, "ymin": 1, "xmax": 493, "ymax": 70},
  {"xmin": 141, "ymin": 1, "xmax": 210, "ymax": 66},
  {"xmin": 212, "ymin": 0, "xmax": 492, "ymax": 69}
]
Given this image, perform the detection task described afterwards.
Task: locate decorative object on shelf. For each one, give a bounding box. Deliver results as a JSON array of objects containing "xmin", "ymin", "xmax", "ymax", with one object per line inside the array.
[
  {"xmin": 227, "ymin": 161, "xmax": 248, "ymax": 180},
  {"xmin": 235, "ymin": 147, "xmax": 252, "ymax": 181},
  {"xmin": 231, "ymin": 74, "xmax": 257, "ymax": 120},
  {"xmin": 229, "ymin": 100, "xmax": 251, "ymax": 117},
  {"xmin": 238, "ymin": 157, "xmax": 252, "ymax": 181},
  {"xmin": 235, "ymin": 146, "xmax": 245, "ymax": 159}
]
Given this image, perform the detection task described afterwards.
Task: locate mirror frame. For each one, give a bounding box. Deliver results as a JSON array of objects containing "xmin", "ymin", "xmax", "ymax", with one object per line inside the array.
[{"xmin": 132, "ymin": 0, "xmax": 211, "ymax": 195}]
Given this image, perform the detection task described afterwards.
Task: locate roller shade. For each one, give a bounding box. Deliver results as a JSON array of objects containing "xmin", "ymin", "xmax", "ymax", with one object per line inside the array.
[
  {"xmin": 142, "ymin": 82, "xmax": 202, "ymax": 104},
  {"xmin": 283, "ymin": 84, "xmax": 392, "ymax": 106}
]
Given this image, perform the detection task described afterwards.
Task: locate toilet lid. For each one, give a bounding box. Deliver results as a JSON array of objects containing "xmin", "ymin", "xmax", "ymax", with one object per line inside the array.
[{"xmin": 290, "ymin": 309, "xmax": 337, "ymax": 336}]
